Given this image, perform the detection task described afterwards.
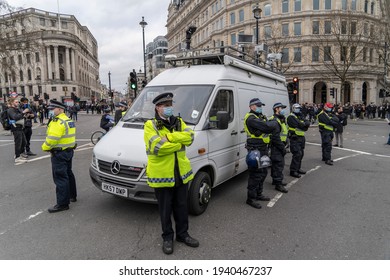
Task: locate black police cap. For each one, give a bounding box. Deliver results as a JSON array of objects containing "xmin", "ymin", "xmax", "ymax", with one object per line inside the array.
[
  {"xmin": 153, "ymin": 92, "xmax": 173, "ymax": 105},
  {"xmin": 47, "ymin": 100, "xmax": 66, "ymax": 110}
]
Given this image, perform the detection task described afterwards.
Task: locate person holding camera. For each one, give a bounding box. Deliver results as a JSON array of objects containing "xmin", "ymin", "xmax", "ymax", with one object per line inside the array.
[
  {"xmin": 7, "ymin": 98, "xmax": 28, "ymax": 164},
  {"xmin": 243, "ymin": 98, "xmax": 275, "ymax": 209}
]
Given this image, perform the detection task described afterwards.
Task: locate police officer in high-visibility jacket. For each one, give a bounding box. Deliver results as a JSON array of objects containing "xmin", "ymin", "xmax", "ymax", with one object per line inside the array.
[
  {"xmin": 144, "ymin": 92, "xmax": 199, "ymax": 255},
  {"xmin": 244, "ymin": 98, "xmax": 275, "ymax": 209},
  {"xmin": 287, "ymin": 103, "xmax": 310, "ymax": 178},
  {"xmin": 42, "ymin": 100, "xmax": 77, "ymax": 213},
  {"xmin": 317, "ymin": 103, "xmax": 339, "ymax": 165},
  {"xmin": 268, "ymin": 102, "xmax": 288, "ymax": 193}
]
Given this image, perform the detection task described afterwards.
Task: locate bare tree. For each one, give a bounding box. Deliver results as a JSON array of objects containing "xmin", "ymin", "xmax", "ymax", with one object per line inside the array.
[
  {"xmin": 310, "ymin": 10, "xmax": 383, "ymax": 103},
  {"xmin": 0, "ymin": 0, "xmax": 42, "ymax": 97}
]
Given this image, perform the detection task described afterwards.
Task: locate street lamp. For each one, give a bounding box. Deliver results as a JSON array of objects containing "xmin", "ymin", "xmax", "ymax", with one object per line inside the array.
[
  {"xmin": 139, "ymin": 16, "xmax": 148, "ymax": 84},
  {"xmin": 252, "ymin": 5, "xmax": 262, "ymax": 65},
  {"xmin": 108, "ymin": 71, "xmax": 112, "ymax": 102}
]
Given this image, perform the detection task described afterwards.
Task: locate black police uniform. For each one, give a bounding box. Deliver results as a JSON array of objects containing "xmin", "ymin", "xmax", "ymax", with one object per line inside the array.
[
  {"xmin": 245, "ymin": 110, "xmax": 274, "ymax": 206},
  {"xmin": 318, "ymin": 109, "xmax": 339, "ymax": 163},
  {"xmin": 287, "ymin": 112, "xmax": 310, "ymax": 175}
]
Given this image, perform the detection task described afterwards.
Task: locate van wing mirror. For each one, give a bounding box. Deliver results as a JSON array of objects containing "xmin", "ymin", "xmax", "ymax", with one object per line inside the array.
[{"xmin": 216, "ymin": 111, "xmax": 229, "ymax": 129}]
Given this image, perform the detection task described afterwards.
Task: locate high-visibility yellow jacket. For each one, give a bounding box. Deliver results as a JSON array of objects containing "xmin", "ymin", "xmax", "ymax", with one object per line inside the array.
[
  {"xmin": 287, "ymin": 113, "xmax": 306, "ymax": 136},
  {"xmin": 244, "ymin": 112, "xmax": 270, "ymax": 144},
  {"xmin": 268, "ymin": 115, "xmax": 288, "ymax": 142},
  {"xmin": 42, "ymin": 112, "xmax": 76, "ymax": 151},
  {"xmin": 144, "ymin": 117, "xmax": 194, "ymax": 188}
]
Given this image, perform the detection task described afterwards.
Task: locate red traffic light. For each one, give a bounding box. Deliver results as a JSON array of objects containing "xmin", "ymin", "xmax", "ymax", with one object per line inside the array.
[{"xmin": 293, "ymin": 77, "xmax": 299, "ymax": 83}]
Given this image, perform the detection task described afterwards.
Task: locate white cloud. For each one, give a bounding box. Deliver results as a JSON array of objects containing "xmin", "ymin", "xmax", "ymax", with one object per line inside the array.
[{"xmin": 9, "ymin": 0, "xmax": 170, "ymax": 92}]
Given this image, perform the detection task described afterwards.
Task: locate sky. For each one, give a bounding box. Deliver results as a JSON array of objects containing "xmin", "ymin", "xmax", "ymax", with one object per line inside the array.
[{"xmin": 9, "ymin": 0, "xmax": 170, "ymax": 93}]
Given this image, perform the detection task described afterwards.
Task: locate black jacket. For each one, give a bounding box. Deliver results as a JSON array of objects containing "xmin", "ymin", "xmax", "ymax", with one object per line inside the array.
[
  {"xmin": 7, "ymin": 107, "xmax": 24, "ymax": 131},
  {"xmin": 245, "ymin": 110, "xmax": 275, "ymax": 150}
]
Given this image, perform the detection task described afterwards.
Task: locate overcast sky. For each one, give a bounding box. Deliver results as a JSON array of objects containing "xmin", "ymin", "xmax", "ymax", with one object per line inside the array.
[{"xmin": 10, "ymin": 0, "xmax": 170, "ymax": 93}]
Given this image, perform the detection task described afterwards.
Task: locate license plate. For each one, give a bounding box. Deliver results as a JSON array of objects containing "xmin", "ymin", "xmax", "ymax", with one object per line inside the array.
[{"xmin": 102, "ymin": 182, "xmax": 128, "ymax": 197}]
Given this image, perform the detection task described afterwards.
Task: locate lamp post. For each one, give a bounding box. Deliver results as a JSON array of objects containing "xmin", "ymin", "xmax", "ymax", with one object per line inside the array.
[
  {"xmin": 252, "ymin": 5, "xmax": 262, "ymax": 65},
  {"xmin": 108, "ymin": 71, "xmax": 112, "ymax": 103},
  {"xmin": 139, "ymin": 16, "xmax": 148, "ymax": 84}
]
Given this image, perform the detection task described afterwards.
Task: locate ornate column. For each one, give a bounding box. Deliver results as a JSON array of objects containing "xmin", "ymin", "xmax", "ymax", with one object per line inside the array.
[
  {"xmin": 46, "ymin": 46, "xmax": 52, "ymax": 80},
  {"xmin": 71, "ymin": 49, "xmax": 76, "ymax": 81},
  {"xmin": 54, "ymin": 46, "xmax": 60, "ymax": 80},
  {"xmin": 65, "ymin": 47, "xmax": 71, "ymax": 80}
]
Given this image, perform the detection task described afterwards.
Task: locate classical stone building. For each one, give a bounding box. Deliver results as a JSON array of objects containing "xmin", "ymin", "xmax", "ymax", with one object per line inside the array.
[
  {"xmin": 0, "ymin": 8, "xmax": 102, "ymax": 105},
  {"xmin": 166, "ymin": 0, "xmax": 389, "ymax": 105}
]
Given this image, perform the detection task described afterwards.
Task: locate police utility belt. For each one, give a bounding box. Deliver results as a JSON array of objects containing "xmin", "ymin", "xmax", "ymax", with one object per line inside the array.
[{"xmin": 50, "ymin": 145, "xmax": 76, "ymax": 153}]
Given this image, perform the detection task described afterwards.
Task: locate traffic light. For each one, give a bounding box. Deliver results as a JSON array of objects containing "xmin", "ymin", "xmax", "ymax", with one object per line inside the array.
[
  {"xmin": 130, "ymin": 71, "xmax": 137, "ymax": 91},
  {"xmin": 292, "ymin": 77, "xmax": 299, "ymax": 94},
  {"xmin": 142, "ymin": 80, "xmax": 146, "ymax": 88},
  {"xmin": 330, "ymin": 87, "xmax": 335, "ymax": 98}
]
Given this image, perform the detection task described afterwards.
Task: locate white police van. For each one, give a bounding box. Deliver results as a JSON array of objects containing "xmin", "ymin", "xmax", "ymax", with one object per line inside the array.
[{"xmin": 89, "ymin": 47, "xmax": 289, "ymax": 215}]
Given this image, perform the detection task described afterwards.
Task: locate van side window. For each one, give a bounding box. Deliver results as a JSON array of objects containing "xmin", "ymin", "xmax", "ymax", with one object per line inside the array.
[{"xmin": 209, "ymin": 90, "xmax": 234, "ymax": 122}]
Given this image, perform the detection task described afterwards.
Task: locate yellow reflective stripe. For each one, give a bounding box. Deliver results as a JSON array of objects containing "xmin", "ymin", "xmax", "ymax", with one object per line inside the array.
[
  {"xmin": 147, "ymin": 135, "xmax": 159, "ymax": 154},
  {"xmin": 153, "ymin": 138, "xmax": 167, "ymax": 155},
  {"xmin": 47, "ymin": 135, "xmax": 61, "ymax": 140},
  {"xmin": 56, "ymin": 143, "xmax": 76, "ymax": 148}
]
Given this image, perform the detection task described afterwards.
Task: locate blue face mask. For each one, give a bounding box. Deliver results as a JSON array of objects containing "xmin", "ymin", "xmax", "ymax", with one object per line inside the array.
[
  {"xmin": 280, "ymin": 109, "xmax": 286, "ymax": 115},
  {"xmin": 163, "ymin": 106, "xmax": 174, "ymax": 117},
  {"xmin": 48, "ymin": 110, "xmax": 55, "ymax": 118},
  {"xmin": 325, "ymin": 108, "xmax": 332, "ymax": 112},
  {"xmin": 255, "ymin": 107, "xmax": 262, "ymax": 114},
  {"xmin": 293, "ymin": 108, "xmax": 301, "ymax": 114}
]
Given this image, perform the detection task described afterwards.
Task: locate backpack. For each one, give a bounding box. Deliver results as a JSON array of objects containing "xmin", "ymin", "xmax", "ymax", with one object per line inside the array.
[{"xmin": 0, "ymin": 109, "xmax": 11, "ymax": 130}]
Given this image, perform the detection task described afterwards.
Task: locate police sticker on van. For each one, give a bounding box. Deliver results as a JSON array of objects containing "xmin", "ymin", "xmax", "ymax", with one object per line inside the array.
[{"xmin": 102, "ymin": 182, "xmax": 128, "ymax": 197}]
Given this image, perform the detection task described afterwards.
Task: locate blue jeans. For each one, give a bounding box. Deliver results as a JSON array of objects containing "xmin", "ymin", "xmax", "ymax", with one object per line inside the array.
[{"xmin": 51, "ymin": 150, "xmax": 77, "ymax": 206}]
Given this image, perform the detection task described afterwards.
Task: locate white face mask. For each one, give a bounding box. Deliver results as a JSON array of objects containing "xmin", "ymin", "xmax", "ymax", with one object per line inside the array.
[{"xmin": 48, "ymin": 110, "xmax": 55, "ymax": 118}]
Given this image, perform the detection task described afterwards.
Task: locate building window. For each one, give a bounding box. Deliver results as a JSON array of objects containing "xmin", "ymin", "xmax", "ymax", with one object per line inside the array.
[
  {"xmin": 325, "ymin": 21, "xmax": 332, "ymax": 34},
  {"xmin": 26, "ymin": 54, "xmax": 31, "ymax": 64},
  {"xmin": 18, "ymin": 55, "xmax": 22, "ymax": 65},
  {"xmin": 39, "ymin": 18, "xmax": 45, "ymax": 26},
  {"xmin": 324, "ymin": 46, "xmax": 331, "ymax": 61},
  {"xmin": 294, "ymin": 47, "xmax": 302, "ymax": 62},
  {"xmin": 325, "ymin": 0, "xmax": 332, "ymax": 10},
  {"xmin": 341, "ymin": 21, "xmax": 347, "ymax": 34},
  {"xmin": 230, "ymin": 33, "xmax": 236, "ymax": 45},
  {"xmin": 51, "ymin": 20, "xmax": 56, "ymax": 27},
  {"xmin": 294, "ymin": 22, "xmax": 301, "ymax": 36},
  {"xmin": 282, "ymin": 23, "xmax": 289, "ymax": 36},
  {"xmin": 238, "ymin": 9, "xmax": 244, "ymax": 22},
  {"xmin": 364, "ymin": 22, "xmax": 368, "ymax": 36},
  {"xmin": 350, "ymin": 46, "xmax": 356, "ymax": 62},
  {"xmin": 342, "ymin": 0, "xmax": 347, "ymax": 10},
  {"xmin": 19, "ymin": 70, "xmax": 24, "ymax": 82},
  {"xmin": 369, "ymin": 48, "xmax": 373, "ymax": 63},
  {"xmin": 52, "ymin": 87, "xmax": 57, "ymax": 92},
  {"xmin": 341, "ymin": 46, "xmax": 347, "ymax": 61},
  {"xmin": 351, "ymin": 22, "xmax": 356, "ymax": 35},
  {"xmin": 364, "ymin": 0, "xmax": 368, "ymax": 13},
  {"xmin": 312, "ymin": 46, "xmax": 319, "ymax": 62},
  {"xmin": 282, "ymin": 48, "xmax": 289, "ymax": 63},
  {"xmin": 35, "ymin": 52, "xmax": 40, "ymax": 63},
  {"xmin": 282, "ymin": 0, "xmax": 289, "ymax": 13},
  {"xmin": 371, "ymin": 2, "xmax": 375, "ymax": 14},
  {"xmin": 61, "ymin": 21, "xmax": 68, "ymax": 29},
  {"xmin": 351, "ymin": 0, "xmax": 357, "ymax": 10},
  {"xmin": 294, "ymin": 0, "xmax": 301, "ymax": 12},
  {"xmin": 10, "ymin": 56, "xmax": 15, "ymax": 65},
  {"xmin": 264, "ymin": 4, "xmax": 271, "ymax": 16},
  {"xmin": 230, "ymin": 12, "xmax": 235, "ymax": 25},
  {"xmin": 362, "ymin": 47, "xmax": 367, "ymax": 62},
  {"xmin": 312, "ymin": 21, "xmax": 319, "ymax": 34},
  {"xmin": 264, "ymin": 26, "xmax": 272, "ymax": 39},
  {"xmin": 313, "ymin": 0, "xmax": 319, "ymax": 10},
  {"xmin": 27, "ymin": 69, "xmax": 32, "ymax": 80}
]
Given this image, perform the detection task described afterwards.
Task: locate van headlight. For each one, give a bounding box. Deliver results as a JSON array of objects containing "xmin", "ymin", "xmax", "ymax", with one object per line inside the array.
[{"xmin": 91, "ymin": 152, "xmax": 97, "ymax": 168}]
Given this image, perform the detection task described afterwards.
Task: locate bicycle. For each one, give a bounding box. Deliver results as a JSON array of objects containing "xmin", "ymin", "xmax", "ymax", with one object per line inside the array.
[{"xmin": 91, "ymin": 130, "xmax": 106, "ymax": 145}]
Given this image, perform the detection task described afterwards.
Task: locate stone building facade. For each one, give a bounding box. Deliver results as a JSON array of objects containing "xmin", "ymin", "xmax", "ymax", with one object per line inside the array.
[
  {"xmin": 0, "ymin": 8, "xmax": 102, "ymax": 105},
  {"xmin": 166, "ymin": 0, "xmax": 389, "ymax": 105}
]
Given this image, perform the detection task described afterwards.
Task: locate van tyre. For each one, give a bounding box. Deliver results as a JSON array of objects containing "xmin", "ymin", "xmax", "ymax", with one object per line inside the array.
[{"xmin": 188, "ymin": 171, "xmax": 211, "ymax": 216}]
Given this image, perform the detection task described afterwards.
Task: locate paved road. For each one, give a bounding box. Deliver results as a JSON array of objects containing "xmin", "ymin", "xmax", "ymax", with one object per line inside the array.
[{"xmin": 0, "ymin": 116, "xmax": 389, "ymax": 260}]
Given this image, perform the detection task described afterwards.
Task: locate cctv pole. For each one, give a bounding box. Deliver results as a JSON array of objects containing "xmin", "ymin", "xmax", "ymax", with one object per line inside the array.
[{"xmin": 139, "ymin": 17, "xmax": 148, "ymax": 84}]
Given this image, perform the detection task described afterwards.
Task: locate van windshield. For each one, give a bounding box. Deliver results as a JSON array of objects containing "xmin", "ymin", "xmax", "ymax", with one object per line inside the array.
[{"xmin": 123, "ymin": 85, "xmax": 214, "ymax": 125}]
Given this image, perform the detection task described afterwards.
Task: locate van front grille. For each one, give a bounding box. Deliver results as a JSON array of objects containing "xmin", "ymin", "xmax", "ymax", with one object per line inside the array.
[{"xmin": 98, "ymin": 160, "xmax": 143, "ymax": 179}]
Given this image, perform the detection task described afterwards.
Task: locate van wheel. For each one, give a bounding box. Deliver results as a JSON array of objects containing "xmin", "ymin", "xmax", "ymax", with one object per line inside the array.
[{"xmin": 188, "ymin": 171, "xmax": 212, "ymax": 216}]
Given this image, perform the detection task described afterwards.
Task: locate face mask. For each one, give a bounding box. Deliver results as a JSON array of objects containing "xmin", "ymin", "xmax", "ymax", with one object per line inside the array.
[
  {"xmin": 293, "ymin": 108, "xmax": 301, "ymax": 114},
  {"xmin": 48, "ymin": 110, "xmax": 55, "ymax": 118},
  {"xmin": 255, "ymin": 107, "xmax": 262, "ymax": 114},
  {"xmin": 325, "ymin": 108, "xmax": 332, "ymax": 112},
  {"xmin": 163, "ymin": 106, "xmax": 174, "ymax": 117},
  {"xmin": 280, "ymin": 109, "xmax": 286, "ymax": 115}
]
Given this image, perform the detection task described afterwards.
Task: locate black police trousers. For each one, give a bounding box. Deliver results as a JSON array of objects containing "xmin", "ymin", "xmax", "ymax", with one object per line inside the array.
[
  {"xmin": 247, "ymin": 166, "xmax": 268, "ymax": 200},
  {"xmin": 289, "ymin": 136, "xmax": 305, "ymax": 173},
  {"xmin": 320, "ymin": 130, "xmax": 334, "ymax": 161},
  {"xmin": 271, "ymin": 147, "xmax": 285, "ymax": 184},
  {"xmin": 51, "ymin": 149, "xmax": 77, "ymax": 206},
  {"xmin": 154, "ymin": 182, "xmax": 189, "ymax": 242}
]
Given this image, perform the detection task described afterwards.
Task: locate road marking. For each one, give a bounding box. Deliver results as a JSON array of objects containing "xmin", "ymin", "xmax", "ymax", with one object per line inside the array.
[
  {"xmin": 25, "ymin": 143, "xmax": 93, "ymax": 163},
  {"xmin": 306, "ymin": 142, "xmax": 390, "ymax": 158},
  {"xmin": 267, "ymin": 165, "xmax": 321, "ymax": 208},
  {"xmin": 0, "ymin": 211, "xmax": 44, "ymax": 236}
]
